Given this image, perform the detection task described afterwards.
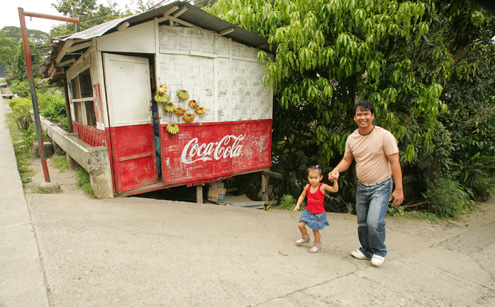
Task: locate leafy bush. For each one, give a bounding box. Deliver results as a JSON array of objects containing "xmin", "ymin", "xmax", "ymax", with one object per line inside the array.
[
  {"xmin": 423, "ymin": 178, "xmax": 474, "ymax": 219},
  {"xmin": 9, "ymin": 80, "xmax": 31, "ymax": 97},
  {"xmin": 458, "ymin": 154, "xmax": 495, "ymax": 201},
  {"xmin": 8, "ymin": 97, "xmax": 33, "ymax": 131},
  {"xmin": 38, "ymin": 92, "xmax": 68, "ymax": 130},
  {"xmin": 278, "ymin": 194, "xmax": 297, "ymax": 210}
]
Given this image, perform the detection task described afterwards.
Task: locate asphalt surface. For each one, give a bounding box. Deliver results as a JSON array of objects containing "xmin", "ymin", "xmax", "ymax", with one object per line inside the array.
[{"xmin": 2, "ymin": 97, "xmax": 495, "ymax": 306}]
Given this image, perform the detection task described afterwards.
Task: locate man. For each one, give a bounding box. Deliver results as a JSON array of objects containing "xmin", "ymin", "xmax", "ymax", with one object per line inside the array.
[{"xmin": 329, "ymin": 100, "xmax": 404, "ymax": 266}]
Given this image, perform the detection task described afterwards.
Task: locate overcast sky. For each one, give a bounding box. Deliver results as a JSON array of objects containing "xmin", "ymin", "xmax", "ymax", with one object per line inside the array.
[{"xmin": 0, "ymin": 0, "xmax": 137, "ymax": 33}]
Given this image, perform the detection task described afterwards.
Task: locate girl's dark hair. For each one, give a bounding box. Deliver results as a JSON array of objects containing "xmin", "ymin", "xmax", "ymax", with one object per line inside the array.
[
  {"xmin": 354, "ymin": 100, "xmax": 375, "ymax": 114},
  {"xmin": 307, "ymin": 165, "xmax": 323, "ymax": 176}
]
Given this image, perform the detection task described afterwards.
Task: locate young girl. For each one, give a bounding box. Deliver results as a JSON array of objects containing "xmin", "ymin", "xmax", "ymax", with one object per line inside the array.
[{"xmin": 293, "ymin": 165, "xmax": 339, "ymax": 253}]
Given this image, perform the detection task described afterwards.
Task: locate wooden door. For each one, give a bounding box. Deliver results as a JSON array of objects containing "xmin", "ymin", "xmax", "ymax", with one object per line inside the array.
[{"xmin": 103, "ymin": 53, "xmax": 157, "ymax": 193}]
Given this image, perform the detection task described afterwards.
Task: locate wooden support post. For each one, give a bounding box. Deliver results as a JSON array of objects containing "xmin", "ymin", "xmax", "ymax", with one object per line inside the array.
[
  {"xmin": 196, "ymin": 185, "xmax": 203, "ymax": 204},
  {"xmin": 261, "ymin": 173, "xmax": 269, "ymax": 202},
  {"xmin": 261, "ymin": 169, "xmax": 283, "ymax": 202}
]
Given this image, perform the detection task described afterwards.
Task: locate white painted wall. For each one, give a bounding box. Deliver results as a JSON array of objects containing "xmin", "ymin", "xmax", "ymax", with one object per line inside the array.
[
  {"xmin": 97, "ymin": 21, "xmax": 156, "ymax": 54},
  {"xmin": 156, "ymin": 26, "xmax": 273, "ymax": 125}
]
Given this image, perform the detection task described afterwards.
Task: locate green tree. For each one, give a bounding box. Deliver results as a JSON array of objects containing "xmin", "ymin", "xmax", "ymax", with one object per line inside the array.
[
  {"xmin": 195, "ymin": 0, "xmax": 219, "ymax": 8},
  {"xmin": 0, "ymin": 33, "xmax": 17, "ymax": 75},
  {"xmin": 125, "ymin": 0, "xmax": 156, "ymax": 13},
  {"xmin": 208, "ymin": 0, "xmax": 445, "ymax": 191},
  {"xmin": 0, "ymin": 26, "xmax": 50, "ymax": 45},
  {"xmin": 12, "ymin": 40, "xmax": 42, "ymax": 81},
  {"xmin": 207, "ymin": 0, "xmax": 495, "ymax": 202},
  {"xmin": 50, "ymin": 0, "xmax": 122, "ymax": 36},
  {"xmin": 1, "ymin": 27, "xmax": 50, "ymax": 78}
]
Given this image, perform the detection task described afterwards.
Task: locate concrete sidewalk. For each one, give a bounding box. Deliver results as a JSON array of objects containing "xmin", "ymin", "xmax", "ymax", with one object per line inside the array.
[
  {"xmin": 2, "ymin": 97, "xmax": 495, "ymax": 306},
  {"xmin": 1, "ymin": 99, "xmax": 50, "ymax": 305}
]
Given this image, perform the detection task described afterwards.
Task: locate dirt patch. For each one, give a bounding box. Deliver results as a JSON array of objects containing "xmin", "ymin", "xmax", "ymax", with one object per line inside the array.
[{"xmin": 25, "ymin": 156, "xmax": 84, "ymax": 195}]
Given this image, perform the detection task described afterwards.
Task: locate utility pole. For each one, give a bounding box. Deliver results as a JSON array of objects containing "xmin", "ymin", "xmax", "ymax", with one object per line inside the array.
[
  {"xmin": 18, "ymin": 8, "xmax": 79, "ymax": 183},
  {"xmin": 73, "ymin": 7, "xmax": 78, "ymax": 33}
]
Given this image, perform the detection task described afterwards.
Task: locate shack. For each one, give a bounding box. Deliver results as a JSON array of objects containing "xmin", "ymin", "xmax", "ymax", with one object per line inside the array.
[{"xmin": 43, "ymin": 1, "xmax": 274, "ymax": 200}]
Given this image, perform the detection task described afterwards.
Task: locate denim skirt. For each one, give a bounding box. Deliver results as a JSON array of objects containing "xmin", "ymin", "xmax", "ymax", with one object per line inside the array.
[{"xmin": 299, "ymin": 210, "xmax": 330, "ymax": 230}]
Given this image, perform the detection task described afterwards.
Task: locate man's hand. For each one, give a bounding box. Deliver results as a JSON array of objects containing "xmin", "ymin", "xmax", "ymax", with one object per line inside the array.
[
  {"xmin": 328, "ymin": 170, "xmax": 339, "ymax": 182},
  {"xmin": 389, "ymin": 189, "xmax": 404, "ymax": 207}
]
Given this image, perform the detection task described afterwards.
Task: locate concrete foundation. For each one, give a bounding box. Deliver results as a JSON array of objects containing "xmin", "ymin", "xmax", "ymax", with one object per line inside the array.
[{"xmin": 39, "ymin": 116, "xmax": 113, "ymax": 198}]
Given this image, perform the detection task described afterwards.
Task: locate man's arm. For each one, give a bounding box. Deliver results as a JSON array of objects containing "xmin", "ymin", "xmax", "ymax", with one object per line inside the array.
[
  {"xmin": 328, "ymin": 155, "xmax": 353, "ymax": 181},
  {"xmin": 387, "ymin": 153, "xmax": 404, "ymax": 207}
]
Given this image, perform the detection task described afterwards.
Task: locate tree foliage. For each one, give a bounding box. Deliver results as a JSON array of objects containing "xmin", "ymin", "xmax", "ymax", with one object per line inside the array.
[
  {"xmin": 12, "ymin": 40, "xmax": 43, "ymax": 82},
  {"xmin": 207, "ymin": 0, "xmax": 495, "ymax": 202},
  {"xmin": 0, "ymin": 26, "xmax": 50, "ymax": 45},
  {"xmin": 50, "ymin": 0, "xmax": 123, "ymax": 37},
  {"xmin": 1, "ymin": 27, "xmax": 50, "ymax": 79},
  {"xmin": 195, "ymin": 0, "xmax": 219, "ymax": 8},
  {"xmin": 0, "ymin": 33, "xmax": 17, "ymax": 74}
]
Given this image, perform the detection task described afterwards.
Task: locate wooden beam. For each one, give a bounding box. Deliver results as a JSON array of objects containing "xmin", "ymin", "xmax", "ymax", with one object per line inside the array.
[
  {"xmin": 262, "ymin": 169, "xmax": 283, "ymax": 179},
  {"xmin": 220, "ymin": 28, "xmax": 234, "ymax": 36},
  {"xmin": 173, "ymin": 6, "xmax": 188, "ymax": 18},
  {"xmin": 67, "ymin": 41, "xmax": 92, "ymax": 53},
  {"xmin": 55, "ymin": 40, "xmax": 74, "ymax": 64},
  {"xmin": 59, "ymin": 59, "xmax": 75, "ymax": 67},
  {"xmin": 167, "ymin": 16, "xmax": 195, "ymax": 28},
  {"xmin": 157, "ymin": 16, "xmax": 195, "ymax": 28},
  {"xmin": 117, "ymin": 21, "xmax": 129, "ymax": 31},
  {"xmin": 163, "ymin": 5, "xmax": 179, "ymax": 17}
]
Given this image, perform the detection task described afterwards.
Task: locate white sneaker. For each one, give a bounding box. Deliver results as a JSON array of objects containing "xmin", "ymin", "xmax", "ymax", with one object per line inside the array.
[
  {"xmin": 371, "ymin": 255, "xmax": 385, "ymax": 266},
  {"xmin": 350, "ymin": 249, "xmax": 370, "ymax": 260}
]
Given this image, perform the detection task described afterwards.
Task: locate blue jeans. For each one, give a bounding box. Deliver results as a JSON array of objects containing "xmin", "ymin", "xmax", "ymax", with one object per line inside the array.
[{"xmin": 355, "ymin": 177, "xmax": 393, "ymax": 258}]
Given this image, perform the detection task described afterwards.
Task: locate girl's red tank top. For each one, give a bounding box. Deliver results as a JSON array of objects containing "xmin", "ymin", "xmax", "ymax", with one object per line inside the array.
[{"xmin": 306, "ymin": 183, "xmax": 325, "ymax": 213}]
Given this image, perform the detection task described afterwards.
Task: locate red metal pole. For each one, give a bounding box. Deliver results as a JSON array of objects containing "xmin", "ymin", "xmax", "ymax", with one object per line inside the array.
[
  {"xmin": 21, "ymin": 10, "xmax": 80, "ymax": 23},
  {"xmin": 17, "ymin": 8, "xmax": 80, "ymax": 183}
]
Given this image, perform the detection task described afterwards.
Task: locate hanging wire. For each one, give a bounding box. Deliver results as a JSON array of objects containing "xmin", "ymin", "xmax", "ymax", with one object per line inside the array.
[{"xmin": 148, "ymin": 0, "xmax": 173, "ymax": 11}]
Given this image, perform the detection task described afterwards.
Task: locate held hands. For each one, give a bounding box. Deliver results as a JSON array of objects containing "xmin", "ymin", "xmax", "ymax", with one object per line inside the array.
[{"xmin": 328, "ymin": 170, "xmax": 339, "ymax": 182}]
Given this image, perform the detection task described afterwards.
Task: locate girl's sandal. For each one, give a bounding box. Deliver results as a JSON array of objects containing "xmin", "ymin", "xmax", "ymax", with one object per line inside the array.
[
  {"xmin": 295, "ymin": 235, "xmax": 310, "ymax": 245},
  {"xmin": 308, "ymin": 243, "xmax": 321, "ymax": 253}
]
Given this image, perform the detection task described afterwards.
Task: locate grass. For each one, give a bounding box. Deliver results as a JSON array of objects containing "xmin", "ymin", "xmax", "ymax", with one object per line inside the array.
[
  {"xmin": 51, "ymin": 153, "xmax": 68, "ymax": 171},
  {"xmin": 6, "ymin": 114, "xmax": 35, "ymax": 185},
  {"xmin": 6, "ymin": 112, "xmax": 95, "ymax": 197},
  {"xmin": 76, "ymin": 167, "xmax": 95, "ymax": 198}
]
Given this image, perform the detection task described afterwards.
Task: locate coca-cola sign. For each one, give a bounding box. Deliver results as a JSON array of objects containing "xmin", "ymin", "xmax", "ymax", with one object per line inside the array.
[{"xmin": 181, "ymin": 134, "xmax": 245, "ymax": 164}]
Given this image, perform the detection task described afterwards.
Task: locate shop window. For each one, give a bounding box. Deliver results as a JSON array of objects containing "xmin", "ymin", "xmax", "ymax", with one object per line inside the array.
[{"xmin": 70, "ymin": 69, "xmax": 96, "ymax": 126}]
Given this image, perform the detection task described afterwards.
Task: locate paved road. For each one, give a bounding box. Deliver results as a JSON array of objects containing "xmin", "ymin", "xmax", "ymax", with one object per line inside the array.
[{"xmin": 2, "ymin": 97, "xmax": 495, "ymax": 306}]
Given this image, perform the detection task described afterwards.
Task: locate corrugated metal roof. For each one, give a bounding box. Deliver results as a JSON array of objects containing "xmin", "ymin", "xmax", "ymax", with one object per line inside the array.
[
  {"xmin": 63, "ymin": 1, "xmax": 270, "ymax": 52},
  {"xmin": 43, "ymin": 1, "xmax": 273, "ymax": 81}
]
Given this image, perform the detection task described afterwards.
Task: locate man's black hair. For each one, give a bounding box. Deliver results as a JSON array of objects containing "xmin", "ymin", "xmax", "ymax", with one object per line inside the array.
[{"xmin": 354, "ymin": 100, "xmax": 375, "ymax": 114}]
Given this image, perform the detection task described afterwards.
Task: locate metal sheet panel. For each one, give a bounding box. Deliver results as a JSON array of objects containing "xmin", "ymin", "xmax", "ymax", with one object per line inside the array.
[
  {"xmin": 110, "ymin": 124, "xmax": 158, "ymax": 193},
  {"xmin": 60, "ymin": 1, "xmax": 270, "ymax": 53},
  {"xmin": 160, "ymin": 120, "xmax": 272, "ymax": 186}
]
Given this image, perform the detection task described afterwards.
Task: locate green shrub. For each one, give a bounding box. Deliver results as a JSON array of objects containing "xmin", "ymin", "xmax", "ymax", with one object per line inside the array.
[
  {"xmin": 10, "ymin": 80, "xmax": 31, "ymax": 97},
  {"xmin": 278, "ymin": 194, "xmax": 298, "ymax": 210},
  {"xmin": 38, "ymin": 92, "xmax": 68, "ymax": 130},
  {"xmin": 423, "ymin": 178, "xmax": 474, "ymax": 219},
  {"xmin": 8, "ymin": 97, "xmax": 33, "ymax": 131},
  {"xmin": 458, "ymin": 154, "xmax": 495, "ymax": 201}
]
